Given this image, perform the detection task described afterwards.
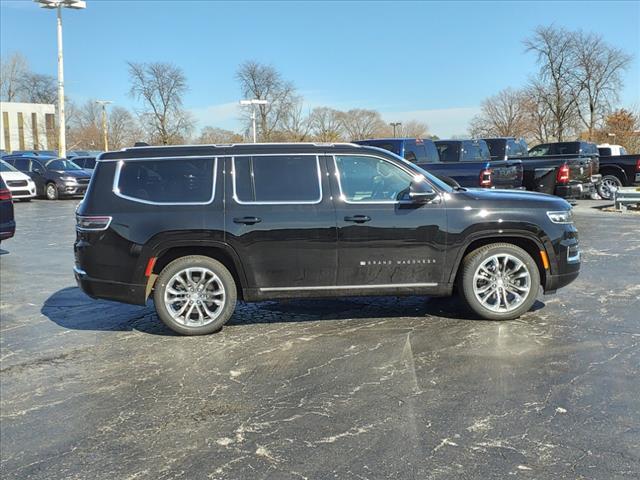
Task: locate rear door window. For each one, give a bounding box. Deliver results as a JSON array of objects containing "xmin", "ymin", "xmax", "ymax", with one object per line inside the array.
[
  {"xmin": 12, "ymin": 158, "xmax": 30, "ymax": 171},
  {"xmin": 233, "ymin": 155, "xmax": 321, "ymax": 204},
  {"xmin": 116, "ymin": 157, "xmax": 216, "ymax": 204},
  {"xmin": 435, "ymin": 142, "xmax": 460, "ymax": 162}
]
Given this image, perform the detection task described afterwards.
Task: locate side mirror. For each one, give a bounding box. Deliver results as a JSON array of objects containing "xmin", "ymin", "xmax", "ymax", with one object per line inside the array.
[{"xmin": 409, "ymin": 179, "xmax": 438, "ymax": 203}]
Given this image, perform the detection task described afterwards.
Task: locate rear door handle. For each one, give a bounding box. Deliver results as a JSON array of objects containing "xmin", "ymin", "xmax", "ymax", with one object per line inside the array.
[
  {"xmin": 344, "ymin": 215, "xmax": 371, "ymax": 224},
  {"xmin": 233, "ymin": 216, "xmax": 262, "ymax": 225}
]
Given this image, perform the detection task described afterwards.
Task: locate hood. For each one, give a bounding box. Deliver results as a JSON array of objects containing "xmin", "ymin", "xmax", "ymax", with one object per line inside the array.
[
  {"xmin": 0, "ymin": 170, "xmax": 33, "ymax": 182},
  {"xmin": 453, "ymin": 187, "xmax": 571, "ymax": 210},
  {"xmin": 54, "ymin": 170, "xmax": 91, "ymax": 178}
]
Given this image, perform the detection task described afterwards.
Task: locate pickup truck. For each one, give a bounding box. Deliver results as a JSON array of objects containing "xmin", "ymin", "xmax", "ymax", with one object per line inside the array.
[
  {"xmin": 355, "ymin": 138, "xmax": 524, "ymax": 190},
  {"xmin": 483, "ymin": 138, "xmax": 600, "ymax": 199},
  {"xmin": 595, "ymin": 153, "xmax": 640, "ymax": 200}
]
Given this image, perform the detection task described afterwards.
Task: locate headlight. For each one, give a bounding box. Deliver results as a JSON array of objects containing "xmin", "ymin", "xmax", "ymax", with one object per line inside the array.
[
  {"xmin": 61, "ymin": 176, "xmax": 77, "ymax": 182},
  {"xmin": 547, "ymin": 210, "xmax": 573, "ymax": 224}
]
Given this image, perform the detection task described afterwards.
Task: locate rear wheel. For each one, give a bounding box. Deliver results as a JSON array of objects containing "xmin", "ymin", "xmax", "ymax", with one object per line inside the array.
[
  {"xmin": 153, "ymin": 255, "xmax": 237, "ymax": 335},
  {"xmin": 596, "ymin": 174, "xmax": 623, "ymax": 200},
  {"xmin": 459, "ymin": 243, "xmax": 540, "ymax": 320},
  {"xmin": 45, "ymin": 183, "xmax": 58, "ymax": 200}
]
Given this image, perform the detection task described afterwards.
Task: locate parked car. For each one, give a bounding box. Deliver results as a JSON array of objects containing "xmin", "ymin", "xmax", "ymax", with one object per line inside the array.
[
  {"xmin": 353, "ymin": 138, "xmax": 440, "ymax": 163},
  {"xmin": 3, "ymin": 155, "xmax": 91, "ymax": 200},
  {"xmin": 71, "ymin": 156, "xmax": 98, "ymax": 173},
  {"xmin": 9, "ymin": 150, "xmax": 57, "ymax": 157},
  {"xmin": 67, "ymin": 150, "xmax": 102, "ymax": 159},
  {"xmin": 527, "ymin": 141, "xmax": 601, "ymax": 199},
  {"xmin": 357, "ymin": 138, "xmax": 524, "ymax": 189},
  {"xmin": 596, "ymin": 152, "xmax": 640, "ymax": 200},
  {"xmin": 0, "ymin": 160, "xmax": 37, "ymax": 201},
  {"xmin": 597, "ymin": 144, "xmax": 628, "ymax": 157},
  {"xmin": 0, "ymin": 176, "xmax": 16, "ymax": 242},
  {"xmin": 483, "ymin": 137, "xmax": 529, "ymax": 160},
  {"xmin": 75, "ymin": 142, "xmax": 581, "ymax": 335},
  {"xmin": 431, "ymin": 139, "xmax": 523, "ymax": 189}
]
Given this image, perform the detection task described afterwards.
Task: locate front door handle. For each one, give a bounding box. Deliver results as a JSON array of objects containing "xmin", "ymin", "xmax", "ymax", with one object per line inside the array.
[
  {"xmin": 344, "ymin": 215, "xmax": 371, "ymax": 224},
  {"xmin": 233, "ymin": 216, "xmax": 262, "ymax": 225}
]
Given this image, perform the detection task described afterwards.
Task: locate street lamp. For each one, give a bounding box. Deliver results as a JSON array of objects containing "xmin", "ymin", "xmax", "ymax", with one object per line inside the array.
[
  {"xmin": 34, "ymin": 0, "xmax": 86, "ymax": 158},
  {"xmin": 390, "ymin": 122, "xmax": 402, "ymax": 137},
  {"xmin": 95, "ymin": 100, "xmax": 113, "ymax": 151},
  {"xmin": 240, "ymin": 99, "xmax": 269, "ymax": 143}
]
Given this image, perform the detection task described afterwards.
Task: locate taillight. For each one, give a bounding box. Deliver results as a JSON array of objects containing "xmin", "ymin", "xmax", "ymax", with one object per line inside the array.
[
  {"xmin": 76, "ymin": 215, "xmax": 112, "ymax": 231},
  {"xmin": 479, "ymin": 168, "xmax": 492, "ymax": 187},
  {"xmin": 556, "ymin": 164, "xmax": 570, "ymax": 184},
  {"xmin": 0, "ymin": 188, "xmax": 12, "ymax": 201},
  {"xmin": 636, "ymin": 159, "xmax": 640, "ymax": 172}
]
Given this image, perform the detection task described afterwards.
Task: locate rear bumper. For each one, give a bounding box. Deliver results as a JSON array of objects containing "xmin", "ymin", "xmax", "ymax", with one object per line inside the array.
[
  {"xmin": 555, "ymin": 181, "xmax": 596, "ymax": 199},
  {"xmin": 0, "ymin": 220, "xmax": 15, "ymax": 240},
  {"xmin": 74, "ymin": 266, "xmax": 146, "ymax": 305}
]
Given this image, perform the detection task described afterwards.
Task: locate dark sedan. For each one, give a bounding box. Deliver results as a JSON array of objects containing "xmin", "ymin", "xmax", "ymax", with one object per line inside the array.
[{"xmin": 0, "ymin": 176, "xmax": 15, "ymax": 242}]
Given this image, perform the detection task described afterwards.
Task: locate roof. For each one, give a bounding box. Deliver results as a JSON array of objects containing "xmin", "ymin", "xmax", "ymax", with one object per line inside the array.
[{"xmin": 98, "ymin": 142, "xmax": 388, "ymax": 161}]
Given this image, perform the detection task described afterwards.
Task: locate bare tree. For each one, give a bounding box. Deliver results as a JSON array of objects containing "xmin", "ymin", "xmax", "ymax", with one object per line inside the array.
[
  {"xmin": 308, "ymin": 107, "xmax": 344, "ymax": 141},
  {"xmin": 235, "ymin": 61, "xmax": 297, "ymax": 141},
  {"xmin": 469, "ymin": 88, "xmax": 530, "ymax": 138},
  {"xmin": 524, "ymin": 26, "xmax": 578, "ymax": 141},
  {"xmin": 569, "ymin": 31, "xmax": 632, "ymax": 140},
  {"xmin": 398, "ymin": 120, "xmax": 430, "ymax": 138},
  {"xmin": 109, "ymin": 106, "xmax": 141, "ymax": 150},
  {"xmin": 0, "ymin": 52, "xmax": 29, "ymax": 101},
  {"xmin": 196, "ymin": 126, "xmax": 243, "ymax": 144},
  {"xmin": 520, "ymin": 86, "xmax": 556, "ymax": 145},
  {"xmin": 18, "ymin": 73, "xmax": 57, "ymax": 104},
  {"xmin": 280, "ymin": 101, "xmax": 311, "ymax": 141},
  {"xmin": 128, "ymin": 61, "xmax": 194, "ymax": 145},
  {"xmin": 338, "ymin": 109, "xmax": 387, "ymax": 140}
]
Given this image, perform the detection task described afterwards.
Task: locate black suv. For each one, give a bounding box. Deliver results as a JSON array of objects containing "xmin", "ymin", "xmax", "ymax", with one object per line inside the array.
[{"xmin": 75, "ymin": 143, "xmax": 581, "ymax": 335}]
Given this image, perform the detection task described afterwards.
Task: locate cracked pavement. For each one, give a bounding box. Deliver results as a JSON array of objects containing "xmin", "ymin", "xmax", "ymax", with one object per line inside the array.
[{"xmin": 1, "ymin": 199, "xmax": 639, "ymax": 479}]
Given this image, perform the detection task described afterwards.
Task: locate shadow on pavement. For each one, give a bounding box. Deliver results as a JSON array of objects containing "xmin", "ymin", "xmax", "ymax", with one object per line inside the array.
[{"xmin": 42, "ymin": 286, "xmax": 545, "ymax": 335}]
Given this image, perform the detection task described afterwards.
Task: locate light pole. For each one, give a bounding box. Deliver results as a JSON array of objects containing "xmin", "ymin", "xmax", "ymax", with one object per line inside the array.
[
  {"xmin": 390, "ymin": 122, "xmax": 402, "ymax": 137},
  {"xmin": 95, "ymin": 100, "xmax": 113, "ymax": 151},
  {"xmin": 34, "ymin": 0, "xmax": 86, "ymax": 158},
  {"xmin": 240, "ymin": 99, "xmax": 269, "ymax": 143}
]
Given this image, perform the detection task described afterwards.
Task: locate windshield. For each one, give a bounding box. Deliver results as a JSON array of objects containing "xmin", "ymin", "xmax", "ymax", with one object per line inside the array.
[
  {"xmin": 45, "ymin": 159, "xmax": 82, "ymax": 171},
  {"xmin": 0, "ymin": 160, "xmax": 17, "ymax": 172}
]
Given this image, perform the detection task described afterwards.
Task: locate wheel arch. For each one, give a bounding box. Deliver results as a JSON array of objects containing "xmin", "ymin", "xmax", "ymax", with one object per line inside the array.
[
  {"xmin": 599, "ymin": 165, "xmax": 628, "ymax": 185},
  {"xmin": 449, "ymin": 233, "xmax": 548, "ymax": 288},
  {"xmin": 147, "ymin": 240, "xmax": 247, "ymax": 301}
]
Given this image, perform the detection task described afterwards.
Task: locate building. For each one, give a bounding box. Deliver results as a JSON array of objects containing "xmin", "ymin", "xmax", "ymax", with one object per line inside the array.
[{"xmin": 0, "ymin": 102, "xmax": 56, "ymax": 153}]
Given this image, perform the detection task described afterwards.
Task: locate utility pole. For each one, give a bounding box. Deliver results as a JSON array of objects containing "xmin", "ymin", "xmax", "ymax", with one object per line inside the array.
[
  {"xmin": 35, "ymin": 1, "xmax": 86, "ymax": 158},
  {"xmin": 240, "ymin": 99, "xmax": 269, "ymax": 143},
  {"xmin": 390, "ymin": 122, "xmax": 402, "ymax": 137},
  {"xmin": 95, "ymin": 100, "xmax": 113, "ymax": 151}
]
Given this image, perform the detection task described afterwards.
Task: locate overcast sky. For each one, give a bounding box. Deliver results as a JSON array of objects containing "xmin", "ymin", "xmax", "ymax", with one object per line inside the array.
[{"xmin": 1, "ymin": 0, "xmax": 638, "ymax": 137}]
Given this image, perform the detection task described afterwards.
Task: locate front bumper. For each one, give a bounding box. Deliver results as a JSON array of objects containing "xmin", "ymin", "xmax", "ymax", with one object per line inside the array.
[
  {"xmin": 59, "ymin": 183, "xmax": 88, "ymax": 197},
  {"xmin": 8, "ymin": 186, "xmax": 36, "ymax": 198},
  {"xmin": 74, "ymin": 265, "xmax": 146, "ymax": 305}
]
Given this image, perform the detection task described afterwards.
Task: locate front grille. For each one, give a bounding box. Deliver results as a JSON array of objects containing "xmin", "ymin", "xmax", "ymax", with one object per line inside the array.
[
  {"xmin": 77, "ymin": 178, "xmax": 90, "ymax": 185},
  {"xmin": 11, "ymin": 190, "xmax": 31, "ymax": 196},
  {"xmin": 7, "ymin": 180, "xmax": 28, "ymax": 187}
]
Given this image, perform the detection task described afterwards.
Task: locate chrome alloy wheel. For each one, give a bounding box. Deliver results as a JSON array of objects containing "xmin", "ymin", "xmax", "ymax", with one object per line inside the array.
[
  {"xmin": 472, "ymin": 254, "xmax": 531, "ymax": 313},
  {"xmin": 163, "ymin": 267, "xmax": 226, "ymax": 326},
  {"xmin": 598, "ymin": 176, "xmax": 622, "ymax": 200}
]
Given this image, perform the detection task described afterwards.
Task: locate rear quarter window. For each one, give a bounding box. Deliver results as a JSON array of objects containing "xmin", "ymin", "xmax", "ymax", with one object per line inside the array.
[{"xmin": 115, "ymin": 157, "xmax": 216, "ymax": 204}]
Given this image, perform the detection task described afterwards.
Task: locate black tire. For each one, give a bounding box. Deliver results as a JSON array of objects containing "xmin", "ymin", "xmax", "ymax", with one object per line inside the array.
[
  {"xmin": 459, "ymin": 243, "xmax": 540, "ymax": 321},
  {"xmin": 596, "ymin": 174, "xmax": 623, "ymax": 201},
  {"xmin": 153, "ymin": 255, "xmax": 237, "ymax": 335},
  {"xmin": 45, "ymin": 183, "xmax": 59, "ymax": 200}
]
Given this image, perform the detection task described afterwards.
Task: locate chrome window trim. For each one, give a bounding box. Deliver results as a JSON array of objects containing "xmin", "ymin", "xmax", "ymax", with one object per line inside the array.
[
  {"xmin": 231, "ymin": 153, "xmax": 323, "ymax": 205},
  {"xmin": 260, "ymin": 282, "xmax": 438, "ymax": 292},
  {"xmin": 332, "ymin": 154, "xmax": 425, "ymax": 205},
  {"xmin": 112, "ymin": 156, "xmax": 217, "ymax": 206}
]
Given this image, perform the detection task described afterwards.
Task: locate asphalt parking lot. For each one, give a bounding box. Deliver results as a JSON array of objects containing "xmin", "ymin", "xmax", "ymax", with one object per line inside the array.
[{"xmin": 1, "ymin": 199, "xmax": 639, "ymax": 480}]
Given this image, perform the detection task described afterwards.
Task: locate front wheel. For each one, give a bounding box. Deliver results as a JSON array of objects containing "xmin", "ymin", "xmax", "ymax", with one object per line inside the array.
[
  {"xmin": 153, "ymin": 255, "xmax": 237, "ymax": 335},
  {"xmin": 45, "ymin": 183, "xmax": 59, "ymax": 200},
  {"xmin": 459, "ymin": 243, "xmax": 540, "ymax": 320},
  {"xmin": 596, "ymin": 175, "xmax": 623, "ymax": 200}
]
